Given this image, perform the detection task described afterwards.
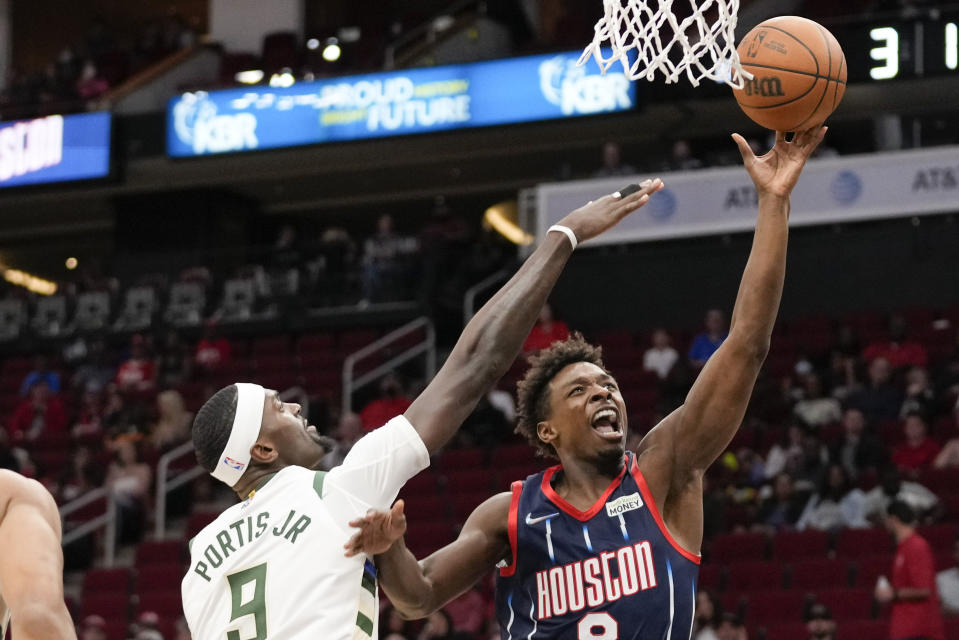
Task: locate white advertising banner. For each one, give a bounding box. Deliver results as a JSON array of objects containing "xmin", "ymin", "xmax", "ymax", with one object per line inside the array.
[{"xmin": 535, "ymin": 145, "xmax": 959, "ymax": 246}]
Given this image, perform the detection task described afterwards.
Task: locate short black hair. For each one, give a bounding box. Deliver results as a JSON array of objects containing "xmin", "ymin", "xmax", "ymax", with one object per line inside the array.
[
  {"xmin": 887, "ymin": 499, "xmax": 917, "ymax": 525},
  {"xmin": 515, "ymin": 333, "xmax": 605, "ymax": 459},
  {"xmin": 192, "ymin": 385, "xmax": 239, "ymax": 472}
]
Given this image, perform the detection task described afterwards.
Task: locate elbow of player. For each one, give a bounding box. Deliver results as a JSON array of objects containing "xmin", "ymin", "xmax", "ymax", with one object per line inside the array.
[
  {"xmin": 12, "ymin": 602, "xmax": 71, "ymax": 640},
  {"xmin": 395, "ymin": 598, "xmax": 438, "ymax": 620},
  {"xmin": 727, "ymin": 332, "xmax": 771, "ymax": 363}
]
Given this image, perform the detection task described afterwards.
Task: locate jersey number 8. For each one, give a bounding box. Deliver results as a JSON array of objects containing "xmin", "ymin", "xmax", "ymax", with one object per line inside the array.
[{"xmin": 577, "ymin": 612, "xmax": 618, "ymax": 640}]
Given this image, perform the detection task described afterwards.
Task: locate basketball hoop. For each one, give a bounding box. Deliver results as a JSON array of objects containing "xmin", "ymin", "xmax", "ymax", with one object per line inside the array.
[{"xmin": 579, "ymin": 0, "xmax": 753, "ymax": 89}]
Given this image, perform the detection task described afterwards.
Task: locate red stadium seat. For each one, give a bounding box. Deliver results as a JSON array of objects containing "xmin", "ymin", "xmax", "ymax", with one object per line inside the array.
[
  {"xmin": 710, "ymin": 532, "xmax": 769, "ymax": 562},
  {"xmin": 743, "ymin": 590, "xmax": 806, "ymax": 624},
  {"xmin": 836, "ymin": 529, "xmax": 894, "ymax": 559},
  {"xmin": 837, "ymin": 619, "xmax": 887, "ymax": 639},
  {"xmin": 789, "ymin": 558, "xmax": 850, "ymax": 590},
  {"xmin": 493, "ymin": 444, "xmax": 537, "ymax": 467},
  {"xmin": 760, "ymin": 621, "xmax": 808, "ymax": 640},
  {"xmin": 450, "ymin": 491, "xmax": 494, "ymax": 521},
  {"xmin": 137, "ymin": 565, "xmax": 187, "ymax": 595},
  {"xmin": 402, "ymin": 470, "xmax": 442, "ymax": 496},
  {"xmin": 698, "ymin": 563, "xmax": 723, "ymax": 590},
  {"xmin": 136, "ymin": 540, "xmax": 187, "ymax": 568},
  {"xmin": 772, "ymin": 530, "xmax": 830, "ymax": 560},
  {"xmin": 916, "ymin": 523, "xmax": 958, "ymax": 553},
  {"xmin": 399, "ymin": 494, "xmax": 449, "ymax": 521},
  {"xmin": 444, "ymin": 468, "xmax": 498, "ymax": 493},
  {"xmin": 435, "ymin": 448, "xmax": 487, "ymax": 471},
  {"xmin": 814, "ymin": 587, "xmax": 875, "ymax": 620},
  {"xmin": 852, "ymin": 555, "xmax": 892, "ymax": 588},
  {"xmin": 81, "ymin": 593, "xmax": 130, "ymax": 619},
  {"xmin": 186, "ymin": 511, "xmax": 219, "ymax": 538},
  {"xmin": 727, "ymin": 561, "xmax": 785, "ymax": 591},
  {"xmin": 137, "ymin": 591, "xmax": 183, "ymax": 618},
  {"xmin": 83, "ymin": 568, "xmax": 132, "ymax": 594}
]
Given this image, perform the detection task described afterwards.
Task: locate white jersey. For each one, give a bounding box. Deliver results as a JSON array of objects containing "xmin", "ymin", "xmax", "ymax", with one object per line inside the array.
[{"xmin": 182, "ymin": 415, "xmax": 429, "ymax": 640}]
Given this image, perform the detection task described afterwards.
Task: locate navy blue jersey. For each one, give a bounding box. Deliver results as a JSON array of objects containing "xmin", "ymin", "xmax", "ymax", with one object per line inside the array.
[{"xmin": 495, "ymin": 452, "xmax": 700, "ymax": 640}]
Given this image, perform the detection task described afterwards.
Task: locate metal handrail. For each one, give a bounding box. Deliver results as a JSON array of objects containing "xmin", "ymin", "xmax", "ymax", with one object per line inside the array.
[
  {"xmin": 385, "ymin": 0, "xmax": 487, "ymax": 68},
  {"xmin": 462, "ymin": 268, "xmax": 511, "ymax": 328},
  {"xmin": 342, "ymin": 317, "xmax": 436, "ymax": 415},
  {"xmin": 60, "ymin": 486, "xmax": 117, "ymax": 567},
  {"xmin": 153, "ymin": 386, "xmax": 312, "ymax": 539}
]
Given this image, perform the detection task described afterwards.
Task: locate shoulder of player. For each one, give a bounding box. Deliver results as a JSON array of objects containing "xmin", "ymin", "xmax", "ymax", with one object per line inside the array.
[{"xmin": 0, "ymin": 470, "xmax": 57, "ymax": 521}]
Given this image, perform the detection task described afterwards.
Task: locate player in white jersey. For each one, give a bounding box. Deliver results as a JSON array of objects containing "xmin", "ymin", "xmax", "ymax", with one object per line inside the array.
[
  {"xmin": 0, "ymin": 469, "xmax": 77, "ymax": 640},
  {"xmin": 181, "ymin": 179, "xmax": 664, "ymax": 640}
]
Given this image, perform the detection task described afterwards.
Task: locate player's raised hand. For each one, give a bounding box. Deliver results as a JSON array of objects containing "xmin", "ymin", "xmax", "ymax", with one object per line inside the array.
[
  {"xmin": 344, "ymin": 499, "xmax": 407, "ymax": 557},
  {"xmin": 555, "ymin": 178, "xmax": 664, "ymax": 245},
  {"xmin": 732, "ymin": 125, "xmax": 827, "ymax": 199}
]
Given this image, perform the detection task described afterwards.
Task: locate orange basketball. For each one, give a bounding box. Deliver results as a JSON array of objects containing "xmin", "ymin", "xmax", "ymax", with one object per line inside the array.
[{"xmin": 733, "ymin": 16, "xmax": 846, "ymax": 132}]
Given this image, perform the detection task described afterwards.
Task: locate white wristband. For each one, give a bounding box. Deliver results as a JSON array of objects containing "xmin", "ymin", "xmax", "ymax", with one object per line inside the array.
[{"xmin": 548, "ymin": 225, "xmax": 578, "ymax": 250}]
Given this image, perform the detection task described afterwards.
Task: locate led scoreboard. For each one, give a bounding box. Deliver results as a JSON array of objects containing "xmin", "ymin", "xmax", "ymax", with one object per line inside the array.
[{"xmin": 843, "ymin": 8, "xmax": 959, "ymax": 81}]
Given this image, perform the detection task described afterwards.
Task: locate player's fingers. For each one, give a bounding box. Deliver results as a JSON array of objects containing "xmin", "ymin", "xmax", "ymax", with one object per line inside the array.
[
  {"xmin": 775, "ymin": 130, "xmax": 787, "ymax": 145},
  {"xmin": 392, "ymin": 499, "xmax": 405, "ymax": 516},
  {"xmin": 731, "ymin": 133, "xmax": 752, "ymax": 162}
]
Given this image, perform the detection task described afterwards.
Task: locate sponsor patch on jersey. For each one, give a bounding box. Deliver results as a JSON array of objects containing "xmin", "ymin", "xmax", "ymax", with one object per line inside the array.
[
  {"xmin": 222, "ymin": 456, "xmax": 246, "ymax": 471},
  {"xmin": 605, "ymin": 493, "xmax": 643, "ymax": 517}
]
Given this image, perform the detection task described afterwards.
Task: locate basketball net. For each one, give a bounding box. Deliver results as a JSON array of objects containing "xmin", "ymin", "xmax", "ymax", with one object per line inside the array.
[{"xmin": 579, "ymin": 0, "xmax": 753, "ymax": 88}]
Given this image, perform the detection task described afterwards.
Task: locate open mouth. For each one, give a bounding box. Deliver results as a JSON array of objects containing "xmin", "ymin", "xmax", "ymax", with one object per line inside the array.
[{"xmin": 591, "ymin": 407, "xmax": 623, "ymax": 440}]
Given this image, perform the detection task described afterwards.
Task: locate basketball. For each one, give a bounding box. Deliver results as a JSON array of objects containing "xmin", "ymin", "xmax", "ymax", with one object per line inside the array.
[{"xmin": 733, "ymin": 16, "xmax": 847, "ymax": 132}]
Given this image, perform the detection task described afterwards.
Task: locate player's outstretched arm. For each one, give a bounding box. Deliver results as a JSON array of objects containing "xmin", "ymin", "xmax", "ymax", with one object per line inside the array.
[
  {"xmin": 637, "ymin": 128, "xmax": 825, "ymax": 544},
  {"xmin": 406, "ymin": 180, "xmax": 663, "ymax": 453},
  {"xmin": 0, "ymin": 471, "xmax": 77, "ymax": 640},
  {"xmin": 346, "ymin": 494, "xmax": 512, "ymax": 618}
]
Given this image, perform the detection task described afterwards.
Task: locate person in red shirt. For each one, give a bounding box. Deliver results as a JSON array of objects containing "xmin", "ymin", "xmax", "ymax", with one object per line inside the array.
[
  {"xmin": 863, "ymin": 315, "xmax": 928, "ymax": 369},
  {"xmin": 359, "ymin": 372, "xmax": 412, "ymax": 432},
  {"xmin": 115, "ymin": 335, "xmax": 156, "ymax": 393},
  {"xmin": 893, "ymin": 413, "xmax": 942, "ymax": 474},
  {"xmin": 194, "ymin": 322, "xmax": 231, "ymax": 374},
  {"xmin": 875, "ymin": 500, "xmax": 945, "ymax": 640},
  {"xmin": 8, "ymin": 381, "xmax": 67, "ymax": 442},
  {"xmin": 521, "ymin": 302, "xmax": 570, "ymax": 355}
]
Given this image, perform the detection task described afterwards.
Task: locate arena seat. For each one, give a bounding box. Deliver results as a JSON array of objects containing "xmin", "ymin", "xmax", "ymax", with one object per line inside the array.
[
  {"xmin": 137, "ymin": 591, "xmax": 182, "ymax": 618},
  {"xmin": 916, "ymin": 523, "xmax": 958, "ymax": 553},
  {"xmin": 726, "ymin": 561, "xmax": 785, "ymax": 591},
  {"xmin": 710, "ymin": 532, "xmax": 769, "ymax": 562},
  {"xmin": 82, "ymin": 568, "xmax": 132, "ymax": 594},
  {"xmin": 836, "ymin": 529, "xmax": 894, "ymax": 558},
  {"xmin": 435, "ymin": 447, "xmax": 487, "ymax": 471},
  {"xmin": 697, "ymin": 563, "xmax": 723, "ymax": 590},
  {"xmin": 838, "ymin": 618, "xmax": 887, "ymax": 639},
  {"xmin": 772, "ymin": 529, "xmax": 830, "ymax": 560},
  {"xmin": 760, "ymin": 621, "xmax": 808, "ymax": 640},
  {"xmin": 450, "ymin": 490, "xmax": 493, "ymax": 521},
  {"xmin": 814, "ymin": 587, "xmax": 875, "ymax": 620},
  {"xmin": 81, "ymin": 592, "xmax": 130, "ymax": 619},
  {"xmin": 852, "ymin": 555, "xmax": 892, "ymax": 588},
  {"xmin": 742, "ymin": 590, "xmax": 807, "ymax": 625},
  {"xmin": 135, "ymin": 540, "xmax": 187, "ymax": 568},
  {"xmin": 789, "ymin": 558, "xmax": 850, "ymax": 590},
  {"xmin": 136, "ymin": 565, "xmax": 187, "ymax": 595},
  {"xmin": 186, "ymin": 511, "xmax": 219, "ymax": 538}
]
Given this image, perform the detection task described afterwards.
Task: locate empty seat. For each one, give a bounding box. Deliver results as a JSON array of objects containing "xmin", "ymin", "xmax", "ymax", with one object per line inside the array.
[
  {"xmin": 698, "ymin": 564, "xmax": 723, "ymax": 590},
  {"xmin": 814, "ymin": 587, "xmax": 874, "ymax": 621},
  {"xmin": 136, "ymin": 540, "xmax": 186, "ymax": 568},
  {"xmin": 836, "ymin": 528, "xmax": 893, "ymax": 558},
  {"xmin": 81, "ymin": 592, "xmax": 130, "ymax": 619},
  {"xmin": 710, "ymin": 532, "xmax": 769, "ymax": 562},
  {"xmin": 773, "ymin": 530, "xmax": 830, "ymax": 560},
  {"xmin": 743, "ymin": 590, "xmax": 806, "ymax": 624},
  {"xmin": 187, "ymin": 512, "xmax": 219, "ymax": 538},
  {"xmin": 137, "ymin": 565, "xmax": 186, "ymax": 595},
  {"xmin": 83, "ymin": 568, "xmax": 132, "ymax": 594},
  {"xmin": 838, "ymin": 619, "xmax": 887, "ymax": 637},
  {"xmin": 450, "ymin": 490, "xmax": 494, "ymax": 521},
  {"xmin": 852, "ymin": 555, "xmax": 892, "ymax": 588},
  {"xmin": 137, "ymin": 591, "xmax": 182, "ymax": 617},
  {"xmin": 435, "ymin": 448, "xmax": 487, "ymax": 471},
  {"xmin": 727, "ymin": 561, "xmax": 785, "ymax": 591},
  {"xmin": 789, "ymin": 558, "xmax": 850, "ymax": 590},
  {"xmin": 916, "ymin": 523, "xmax": 958, "ymax": 553},
  {"xmin": 759, "ymin": 622, "xmax": 808, "ymax": 640}
]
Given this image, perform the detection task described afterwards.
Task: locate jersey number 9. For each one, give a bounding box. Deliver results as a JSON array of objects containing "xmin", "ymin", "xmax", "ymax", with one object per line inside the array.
[{"xmin": 227, "ymin": 563, "xmax": 268, "ymax": 640}]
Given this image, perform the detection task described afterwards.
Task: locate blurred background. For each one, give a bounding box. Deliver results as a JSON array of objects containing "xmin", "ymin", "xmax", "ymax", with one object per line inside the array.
[{"xmin": 0, "ymin": 1, "xmax": 958, "ymax": 639}]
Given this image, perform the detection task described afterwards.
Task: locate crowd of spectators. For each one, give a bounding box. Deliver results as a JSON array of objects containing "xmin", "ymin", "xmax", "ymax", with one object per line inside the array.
[{"xmin": 0, "ymin": 11, "xmax": 197, "ymax": 119}]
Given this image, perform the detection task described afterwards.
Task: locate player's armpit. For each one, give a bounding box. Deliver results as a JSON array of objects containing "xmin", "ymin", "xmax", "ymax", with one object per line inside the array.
[{"xmin": 375, "ymin": 492, "xmax": 512, "ymax": 619}]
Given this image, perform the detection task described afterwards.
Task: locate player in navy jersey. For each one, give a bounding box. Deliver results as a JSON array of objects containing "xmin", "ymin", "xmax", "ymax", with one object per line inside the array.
[{"xmin": 346, "ymin": 126, "xmax": 827, "ymax": 639}]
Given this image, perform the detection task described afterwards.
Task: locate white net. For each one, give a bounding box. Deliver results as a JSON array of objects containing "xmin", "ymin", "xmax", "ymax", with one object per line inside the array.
[{"xmin": 578, "ymin": 0, "xmax": 753, "ymax": 89}]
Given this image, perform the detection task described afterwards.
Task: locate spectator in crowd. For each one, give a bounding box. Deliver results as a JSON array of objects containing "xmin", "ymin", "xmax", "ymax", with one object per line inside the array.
[
  {"xmin": 9, "ymin": 380, "xmax": 67, "ymax": 441},
  {"xmin": 693, "ymin": 589, "xmax": 721, "ymax": 640},
  {"xmin": 57, "ymin": 445, "xmax": 102, "ymax": 503},
  {"xmin": 936, "ymin": 534, "xmax": 959, "ymax": 616},
  {"xmin": 71, "ymin": 387, "xmax": 104, "ymax": 440},
  {"xmin": 892, "ymin": 412, "xmax": 942, "ymax": 473},
  {"xmin": 380, "ymin": 605, "xmax": 414, "ymax": 640},
  {"xmin": 824, "ymin": 350, "xmax": 859, "ymax": 402},
  {"xmin": 71, "ymin": 339, "xmax": 114, "ymax": 393},
  {"xmin": 593, "ymin": 141, "xmax": 637, "ymax": 178},
  {"xmin": 715, "ymin": 612, "xmax": 747, "ymax": 640},
  {"xmin": 522, "ymin": 302, "xmax": 570, "ymax": 355},
  {"xmin": 830, "ymin": 407, "xmax": 885, "ymax": 479},
  {"xmin": 19, "ymin": 355, "xmax": 60, "ymax": 396},
  {"xmin": 765, "ymin": 424, "xmax": 804, "ymax": 479},
  {"xmin": 663, "ymin": 139, "xmax": 704, "ymax": 172},
  {"xmin": 689, "ymin": 309, "xmax": 728, "ymax": 369},
  {"xmin": 458, "ymin": 392, "xmax": 512, "ymax": 447},
  {"xmin": 757, "ymin": 472, "xmax": 806, "ymax": 532},
  {"xmin": 78, "ymin": 615, "xmax": 108, "ymax": 640},
  {"xmin": 106, "ymin": 438, "xmax": 152, "ymax": 544},
  {"xmin": 874, "ymin": 500, "xmax": 946, "ymax": 640},
  {"xmin": 796, "ymin": 463, "xmax": 869, "ymax": 531},
  {"xmin": 359, "ymin": 372, "xmax": 412, "ymax": 431},
  {"xmin": 361, "ymin": 214, "xmax": 419, "ymax": 304},
  {"xmin": 156, "ymin": 330, "xmax": 192, "ymax": 388},
  {"xmin": 900, "ymin": 366, "xmax": 935, "ymax": 421},
  {"xmin": 863, "ymin": 314, "xmax": 928, "ymax": 369},
  {"xmin": 194, "ymin": 322, "xmax": 231, "ymax": 374},
  {"xmin": 444, "ymin": 587, "xmax": 488, "ymax": 635},
  {"xmin": 803, "ymin": 602, "xmax": 836, "ymax": 640},
  {"xmin": 793, "ymin": 373, "xmax": 842, "ymax": 429},
  {"xmin": 115, "ymin": 334, "xmax": 156, "ymax": 393},
  {"xmin": 864, "ymin": 467, "xmax": 939, "ymax": 523},
  {"xmin": 833, "ymin": 323, "xmax": 862, "ymax": 358},
  {"xmin": 319, "ymin": 412, "xmax": 364, "ymax": 469},
  {"xmin": 75, "ymin": 60, "xmax": 109, "ymax": 101},
  {"xmin": 643, "ymin": 329, "xmax": 679, "ymax": 380},
  {"xmin": 417, "ymin": 609, "xmax": 473, "ymax": 640},
  {"xmin": 847, "ymin": 356, "xmax": 903, "ymax": 422},
  {"xmin": 149, "ymin": 390, "xmax": 192, "ymax": 452},
  {"xmin": 933, "ymin": 400, "xmax": 959, "ymax": 468}
]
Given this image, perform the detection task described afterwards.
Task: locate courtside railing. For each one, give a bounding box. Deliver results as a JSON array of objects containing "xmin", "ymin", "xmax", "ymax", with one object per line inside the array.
[
  {"xmin": 60, "ymin": 487, "xmax": 117, "ymax": 567},
  {"xmin": 462, "ymin": 268, "xmax": 511, "ymax": 329},
  {"xmin": 342, "ymin": 317, "xmax": 436, "ymax": 415},
  {"xmin": 153, "ymin": 386, "xmax": 311, "ymax": 539}
]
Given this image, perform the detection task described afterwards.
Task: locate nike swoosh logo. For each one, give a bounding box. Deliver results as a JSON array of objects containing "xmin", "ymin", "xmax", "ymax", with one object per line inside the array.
[{"xmin": 525, "ymin": 512, "xmax": 559, "ymax": 525}]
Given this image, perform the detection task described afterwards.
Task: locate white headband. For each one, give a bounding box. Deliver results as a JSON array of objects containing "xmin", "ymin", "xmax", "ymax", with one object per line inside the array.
[{"xmin": 210, "ymin": 383, "xmax": 266, "ymax": 486}]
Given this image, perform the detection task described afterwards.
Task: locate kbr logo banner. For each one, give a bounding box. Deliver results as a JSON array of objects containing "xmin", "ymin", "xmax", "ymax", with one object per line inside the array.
[
  {"xmin": 166, "ymin": 50, "xmax": 636, "ymax": 157},
  {"xmin": 0, "ymin": 112, "xmax": 111, "ymax": 188}
]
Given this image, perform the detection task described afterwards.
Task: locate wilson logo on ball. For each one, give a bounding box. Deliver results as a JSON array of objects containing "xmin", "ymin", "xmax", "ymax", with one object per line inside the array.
[{"xmin": 742, "ymin": 76, "xmax": 786, "ymax": 97}]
